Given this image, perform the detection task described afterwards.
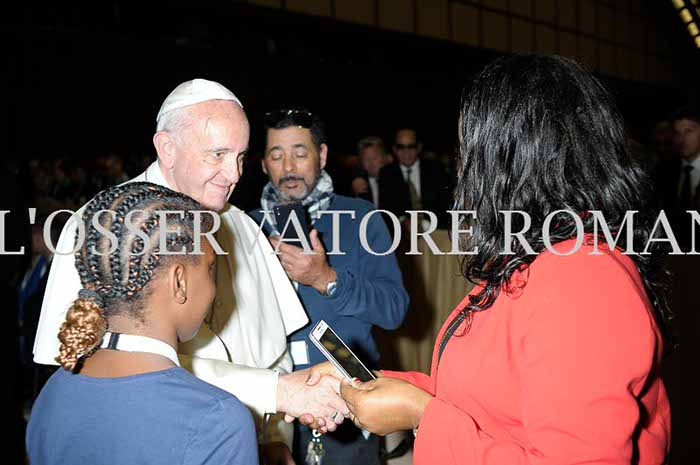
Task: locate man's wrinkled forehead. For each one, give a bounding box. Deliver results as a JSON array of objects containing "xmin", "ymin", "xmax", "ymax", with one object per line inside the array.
[
  {"xmin": 185, "ymin": 101, "xmax": 250, "ymax": 141},
  {"xmin": 191, "ymin": 100, "xmax": 248, "ymax": 125}
]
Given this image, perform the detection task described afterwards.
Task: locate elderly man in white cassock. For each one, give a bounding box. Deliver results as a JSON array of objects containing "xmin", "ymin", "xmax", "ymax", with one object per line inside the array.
[{"xmin": 32, "ymin": 79, "xmax": 348, "ymax": 464}]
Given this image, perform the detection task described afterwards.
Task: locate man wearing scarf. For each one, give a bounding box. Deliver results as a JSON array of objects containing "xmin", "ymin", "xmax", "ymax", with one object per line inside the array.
[{"xmin": 249, "ymin": 109, "xmax": 409, "ymax": 465}]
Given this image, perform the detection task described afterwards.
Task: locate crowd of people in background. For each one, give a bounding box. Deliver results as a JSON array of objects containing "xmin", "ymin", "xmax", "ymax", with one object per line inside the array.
[{"xmin": 20, "ymin": 153, "xmax": 151, "ymax": 213}]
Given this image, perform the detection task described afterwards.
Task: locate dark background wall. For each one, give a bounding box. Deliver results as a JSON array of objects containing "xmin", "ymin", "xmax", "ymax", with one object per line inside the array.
[{"xmin": 3, "ymin": 1, "xmax": 698, "ymax": 162}]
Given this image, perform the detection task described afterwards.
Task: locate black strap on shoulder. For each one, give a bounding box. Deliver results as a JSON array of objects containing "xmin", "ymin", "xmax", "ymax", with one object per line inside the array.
[
  {"xmin": 107, "ymin": 332, "xmax": 121, "ymax": 350},
  {"xmin": 436, "ymin": 311, "xmax": 468, "ymax": 366}
]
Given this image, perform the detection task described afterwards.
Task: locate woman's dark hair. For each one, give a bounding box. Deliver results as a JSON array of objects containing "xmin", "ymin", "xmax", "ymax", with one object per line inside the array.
[
  {"xmin": 56, "ymin": 182, "xmax": 214, "ymax": 371},
  {"xmin": 454, "ymin": 55, "xmax": 670, "ymax": 334}
]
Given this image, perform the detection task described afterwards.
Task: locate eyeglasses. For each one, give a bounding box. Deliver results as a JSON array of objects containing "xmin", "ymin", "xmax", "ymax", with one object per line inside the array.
[
  {"xmin": 394, "ymin": 143, "xmax": 418, "ymax": 150},
  {"xmin": 265, "ymin": 109, "xmax": 315, "ymax": 128}
]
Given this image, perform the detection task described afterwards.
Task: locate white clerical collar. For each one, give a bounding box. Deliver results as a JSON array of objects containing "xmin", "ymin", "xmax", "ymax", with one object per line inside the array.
[
  {"xmin": 99, "ymin": 331, "xmax": 180, "ymax": 367},
  {"xmin": 143, "ymin": 161, "xmax": 173, "ymax": 189},
  {"xmin": 140, "ymin": 161, "xmax": 233, "ymax": 216}
]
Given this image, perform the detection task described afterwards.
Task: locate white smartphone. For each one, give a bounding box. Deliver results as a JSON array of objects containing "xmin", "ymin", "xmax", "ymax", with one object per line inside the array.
[{"xmin": 309, "ymin": 320, "xmax": 376, "ymax": 383}]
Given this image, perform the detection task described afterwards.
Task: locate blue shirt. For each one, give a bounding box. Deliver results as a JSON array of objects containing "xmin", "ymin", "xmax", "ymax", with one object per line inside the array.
[
  {"xmin": 249, "ymin": 195, "xmax": 409, "ymax": 370},
  {"xmin": 26, "ymin": 367, "xmax": 258, "ymax": 465}
]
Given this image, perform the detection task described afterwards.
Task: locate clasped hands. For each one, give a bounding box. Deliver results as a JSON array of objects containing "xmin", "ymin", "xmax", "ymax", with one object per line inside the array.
[{"xmin": 283, "ymin": 362, "xmax": 432, "ymax": 436}]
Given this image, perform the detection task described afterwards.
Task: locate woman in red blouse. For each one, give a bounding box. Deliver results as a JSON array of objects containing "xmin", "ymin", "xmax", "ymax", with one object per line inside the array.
[{"xmin": 334, "ymin": 56, "xmax": 672, "ymax": 464}]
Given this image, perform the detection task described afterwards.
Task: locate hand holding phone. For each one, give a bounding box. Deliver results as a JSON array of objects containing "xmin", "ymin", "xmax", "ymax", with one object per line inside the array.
[
  {"xmin": 273, "ymin": 202, "xmax": 312, "ymax": 248},
  {"xmin": 309, "ymin": 320, "xmax": 376, "ymax": 383}
]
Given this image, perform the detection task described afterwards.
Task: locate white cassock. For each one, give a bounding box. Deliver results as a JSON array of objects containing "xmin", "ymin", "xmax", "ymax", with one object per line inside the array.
[{"xmin": 32, "ymin": 161, "xmax": 308, "ymax": 448}]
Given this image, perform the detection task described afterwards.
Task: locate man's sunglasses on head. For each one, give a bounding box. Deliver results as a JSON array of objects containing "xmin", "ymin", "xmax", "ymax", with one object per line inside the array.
[{"xmin": 265, "ymin": 109, "xmax": 314, "ymax": 128}]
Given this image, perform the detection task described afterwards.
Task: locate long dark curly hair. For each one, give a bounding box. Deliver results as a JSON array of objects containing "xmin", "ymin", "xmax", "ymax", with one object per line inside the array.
[{"xmin": 453, "ymin": 55, "xmax": 671, "ymax": 335}]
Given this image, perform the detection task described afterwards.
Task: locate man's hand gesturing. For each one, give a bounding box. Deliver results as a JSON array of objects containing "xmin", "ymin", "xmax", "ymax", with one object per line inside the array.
[{"xmin": 269, "ymin": 229, "xmax": 336, "ymax": 295}]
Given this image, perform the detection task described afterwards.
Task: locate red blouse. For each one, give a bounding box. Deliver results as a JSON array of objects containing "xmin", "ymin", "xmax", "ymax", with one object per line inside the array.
[{"xmin": 385, "ymin": 241, "xmax": 670, "ymax": 465}]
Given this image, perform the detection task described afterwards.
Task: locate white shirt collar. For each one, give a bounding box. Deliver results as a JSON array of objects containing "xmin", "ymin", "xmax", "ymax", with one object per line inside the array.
[
  {"xmin": 400, "ymin": 159, "xmax": 420, "ymax": 174},
  {"xmin": 142, "ymin": 161, "xmax": 172, "ymax": 189},
  {"xmin": 682, "ymin": 154, "xmax": 700, "ymax": 171}
]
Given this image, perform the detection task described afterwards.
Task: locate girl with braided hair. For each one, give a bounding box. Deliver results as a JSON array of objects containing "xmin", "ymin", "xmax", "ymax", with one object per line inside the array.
[{"xmin": 26, "ymin": 182, "xmax": 258, "ymax": 465}]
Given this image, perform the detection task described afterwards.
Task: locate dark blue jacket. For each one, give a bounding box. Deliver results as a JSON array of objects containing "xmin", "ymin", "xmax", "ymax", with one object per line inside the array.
[{"xmin": 249, "ymin": 195, "xmax": 409, "ymax": 370}]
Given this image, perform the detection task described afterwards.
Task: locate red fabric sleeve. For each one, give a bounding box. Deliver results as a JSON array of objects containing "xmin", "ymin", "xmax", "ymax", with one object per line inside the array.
[{"xmin": 381, "ymin": 370, "xmax": 435, "ymax": 395}]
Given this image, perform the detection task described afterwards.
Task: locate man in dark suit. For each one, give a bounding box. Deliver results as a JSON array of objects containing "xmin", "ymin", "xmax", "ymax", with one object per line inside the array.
[
  {"xmin": 378, "ymin": 128, "xmax": 450, "ymax": 229},
  {"xmin": 654, "ymin": 105, "xmax": 700, "ymax": 248}
]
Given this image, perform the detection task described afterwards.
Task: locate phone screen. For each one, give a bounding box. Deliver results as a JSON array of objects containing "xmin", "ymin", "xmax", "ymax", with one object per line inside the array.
[
  {"xmin": 273, "ymin": 203, "xmax": 312, "ymax": 246},
  {"xmin": 318, "ymin": 327, "xmax": 375, "ymax": 382}
]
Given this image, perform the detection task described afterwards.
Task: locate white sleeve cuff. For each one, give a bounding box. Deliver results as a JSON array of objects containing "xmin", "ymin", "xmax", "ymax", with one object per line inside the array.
[{"xmin": 179, "ymin": 355, "xmax": 280, "ymax": 419}]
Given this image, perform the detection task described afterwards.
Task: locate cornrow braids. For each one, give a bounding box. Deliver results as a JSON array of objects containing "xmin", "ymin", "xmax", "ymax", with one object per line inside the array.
[
  {"xmin": 107, "ymin": 185, "xmax": 165, "ymax": 292},
  {"xmin": 127, "ymin": 211, "xmax": 160, "ymax": 298},
  {"xmin": 56, "ymin": 182, "xmax": 215, "ymax": 370},
  {"xmin": 127, "ymin": 211, "xmax": 198, "ymax": 299},
  {"xmin": 79, "ymin": 184, "xmax": 131, "ymax": 293}
]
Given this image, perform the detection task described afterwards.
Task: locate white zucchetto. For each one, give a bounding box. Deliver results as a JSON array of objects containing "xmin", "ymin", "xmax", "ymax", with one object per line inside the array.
[{"xmin": 156, "ymin": 78, "xmax": 243, "ymax": 121}]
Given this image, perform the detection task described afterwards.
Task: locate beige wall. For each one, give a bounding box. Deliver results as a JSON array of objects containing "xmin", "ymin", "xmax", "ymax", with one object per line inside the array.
[{"xmin": 244, "ymin": 0, "xmax": 679, "ymax": 85}]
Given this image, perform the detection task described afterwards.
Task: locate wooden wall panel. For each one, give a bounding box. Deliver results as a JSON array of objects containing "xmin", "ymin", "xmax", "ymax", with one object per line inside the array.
[
  {"xmin": 241, "ymin": 0, "xmax": 680, "ymax": 86},
  {"xmin": 578, "ymin": 36, "xmax": 598, "ymax": 70},
  {"xmin": 483, "ymin": 10, "xmax": 509, "ymax": 52},
  {"xmin": 336, "ymin": 0, "xmax": 375, "ymax": 26},
  {"xmin": 536, "ymin": 25, "xmax": 557, "ymax": 55},
  {"xmin": 509, "ymin": 0, "xmax": 532, "ymax": 19},
  {"xmin": 379, "ymin": 0, "xmax": 415, "ymax": 33},
  {"xmin": 451, "ymin": 3, "xmax": 479, "ymax": 47},
  {"xmin": 535, "ymin": 0, "xmax": 556, "ymax": 24},
  {"xmin": 558, "ymin": 0, "xmax": 578, "ymax": 30},
  {"xmin": 286, "ymin": 0, "xmax": 331, "ymax": 17},
  {"xmin": 246, "ymin": 0, "xmax": 282, "ymax": 8},
  {"xmin": 559, "ymin": 31, "xmax": 578, "ymax": 59},
  {"xmin": 511, "ymin": 18, "xmax": 534, "ymax": 53},
  {"xmin": 417, "ymin": 0, "xmax": 449, "ymax": 39}
]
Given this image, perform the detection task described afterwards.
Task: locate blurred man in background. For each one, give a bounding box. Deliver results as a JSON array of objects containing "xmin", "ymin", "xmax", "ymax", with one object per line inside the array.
[
  {"xmin": 378, "ymin": 128, "xmax": 450, "ymax": 230},
  {"xmin": 351, "ymin": 136, "xmax": 389, "ymax": 207}
]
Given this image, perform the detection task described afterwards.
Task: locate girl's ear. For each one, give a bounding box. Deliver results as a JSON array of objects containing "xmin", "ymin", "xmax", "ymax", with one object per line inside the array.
[{"xmin": 169, "ymin": 263, "xmax": 188, "ymax": 304}]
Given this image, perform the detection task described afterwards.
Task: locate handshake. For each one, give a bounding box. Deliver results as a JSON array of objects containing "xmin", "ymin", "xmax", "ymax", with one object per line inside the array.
[
  {"xmin": 276, "ymin": 362, "xmax": 353, "ymax": 434},
  {"xmin": 276, "ymin": 362, "xmax": 431, "ymax": 436}
]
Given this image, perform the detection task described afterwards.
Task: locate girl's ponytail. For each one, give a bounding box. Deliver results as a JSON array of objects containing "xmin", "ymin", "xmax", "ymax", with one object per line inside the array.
[{"xmin": 56, "ymin": 289, "xmax": 107, "ymax": 371}]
